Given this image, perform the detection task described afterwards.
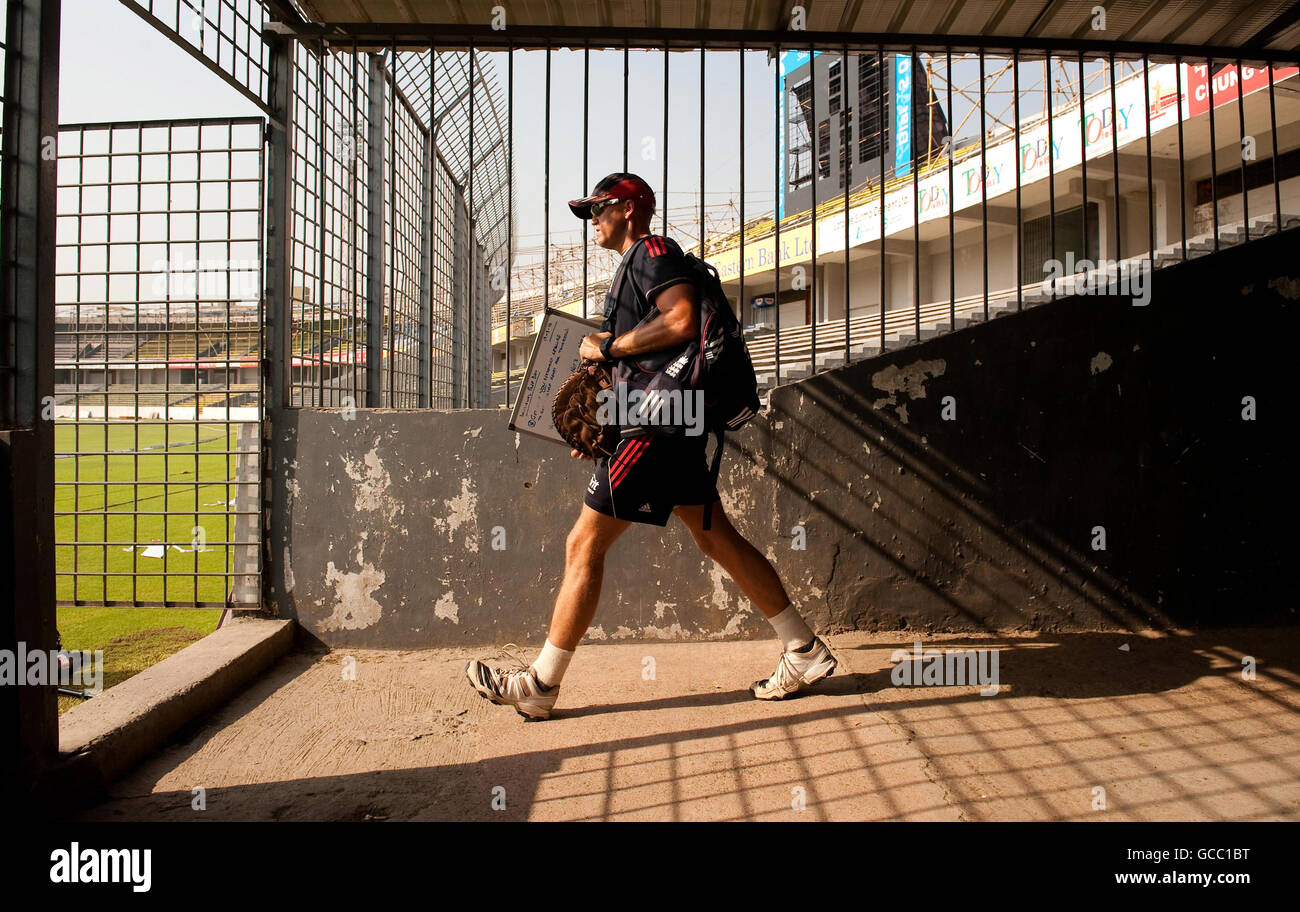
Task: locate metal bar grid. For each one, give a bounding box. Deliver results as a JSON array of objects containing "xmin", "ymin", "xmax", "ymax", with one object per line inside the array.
[
  {"xmin": 287, "ymin": 42, "xmax": 371, "ymax": 406},
  {"xmin": 52, "ymin": 117, "xmax": 263, "ymax": 608},
  {"xmin": 272, "ymin": 38, "xmax": 1300, "ymax": 413},
  {"xmin": 382, "ymin": 47, "xmax": 425, "ymax": 408},
  {"xmin": 0, "ymin": 0, "xmax": 10, "ymax": 424},
  {"xmin": 122, "ymin": 0, "xmax": 274, "ymax": 116}
]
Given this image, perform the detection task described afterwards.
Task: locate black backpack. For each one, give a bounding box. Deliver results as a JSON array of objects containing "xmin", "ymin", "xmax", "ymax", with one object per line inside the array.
[{"xmin": 605, "ymin": 235, "xmax": 761, "ymax": 529}]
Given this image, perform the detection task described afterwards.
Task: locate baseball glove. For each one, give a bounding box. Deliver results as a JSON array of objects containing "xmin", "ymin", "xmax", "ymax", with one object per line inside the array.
[{"xmin": 552, "ymin": 358, "xmax": 619, "ymax": 460}]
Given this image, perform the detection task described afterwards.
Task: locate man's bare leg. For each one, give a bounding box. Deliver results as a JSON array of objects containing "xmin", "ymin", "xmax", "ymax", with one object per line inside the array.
[
  {"xmin": 465, "ymin": 504, "xmax": 630, "ymax": 718},
  {"xmin": 675, "ymin": 500, "xmax": 835, "ymax": 699},
  {"xmin": 547, "ymin": 504, "xmax": 632, "ymax": 649},
  {"xmin": 672, "ymin": 501, "xmax": 791, "ymax": 619}
]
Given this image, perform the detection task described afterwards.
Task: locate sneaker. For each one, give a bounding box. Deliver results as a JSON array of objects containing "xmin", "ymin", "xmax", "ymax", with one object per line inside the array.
[
  {"xmin": 465, "ymin": 644, "xmax": 559, "ymax": 720},
  {"xmin": 750, "ymin": 636, "xmax": 837, "ymax": 700}
]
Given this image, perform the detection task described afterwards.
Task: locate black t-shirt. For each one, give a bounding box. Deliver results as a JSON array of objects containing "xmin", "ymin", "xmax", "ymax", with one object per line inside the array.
[{"xmin": 600, "ymin": 234, "xmax": 695, "ymax": 339}]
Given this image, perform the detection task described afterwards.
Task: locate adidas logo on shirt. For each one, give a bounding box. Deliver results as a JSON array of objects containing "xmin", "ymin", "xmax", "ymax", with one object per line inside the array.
[{"xmin": 638, "ymin": 503, "xmax": 653, "ymax": 513}]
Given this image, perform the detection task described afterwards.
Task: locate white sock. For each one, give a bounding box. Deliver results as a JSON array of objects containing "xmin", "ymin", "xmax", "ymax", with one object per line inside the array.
[
  {"xmin": 768, "ymin": 605, "xmax": 815, "ymax": 652},
  {"xmin": 531, "ymin": 639, "xmax": 574, "ymax": 689}
]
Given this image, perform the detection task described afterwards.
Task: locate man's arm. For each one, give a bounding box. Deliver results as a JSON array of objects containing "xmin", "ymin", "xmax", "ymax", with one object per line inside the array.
[{"xmin": 579, "ymin": 281, "xmax": 697, "ymax": 362}]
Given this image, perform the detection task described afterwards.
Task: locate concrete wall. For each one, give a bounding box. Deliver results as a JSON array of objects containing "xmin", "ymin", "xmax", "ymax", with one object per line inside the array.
[{"xmin": 270, "ymin": 226, "xmax": 1299, "ymax": 647}]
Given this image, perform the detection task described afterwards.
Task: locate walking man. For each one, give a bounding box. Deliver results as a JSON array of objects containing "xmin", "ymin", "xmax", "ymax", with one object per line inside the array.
[{"xmin": 466, "ymin": 173, "xmax": 835, "ymax": 719}]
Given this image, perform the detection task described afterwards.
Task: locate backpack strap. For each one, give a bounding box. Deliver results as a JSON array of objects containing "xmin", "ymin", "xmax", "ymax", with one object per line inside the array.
[
  {"xmin": 602, "ymin": 235, "xmax": 652, "ymax": 334},
  {"xmin": 703, "ymin": 425, "xmax": 725, "ymax": 531}
]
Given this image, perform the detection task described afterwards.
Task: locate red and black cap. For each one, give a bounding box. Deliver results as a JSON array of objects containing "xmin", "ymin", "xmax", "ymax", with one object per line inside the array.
[{"xmin": 568, "ymin": 172, "xmax": 656, "ymax": 219}]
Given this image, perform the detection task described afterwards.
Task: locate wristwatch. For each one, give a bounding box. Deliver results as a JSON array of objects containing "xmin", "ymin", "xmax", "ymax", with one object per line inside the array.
[{"xmin": 599, "ymin": 335, "xmax": 616, "ymax": 361}]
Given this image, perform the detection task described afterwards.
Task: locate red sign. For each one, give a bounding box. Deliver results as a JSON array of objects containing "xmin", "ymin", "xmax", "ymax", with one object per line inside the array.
[{"xmin": 1187, "ymin": 63, "xmax": 1299, "ymax": 118}]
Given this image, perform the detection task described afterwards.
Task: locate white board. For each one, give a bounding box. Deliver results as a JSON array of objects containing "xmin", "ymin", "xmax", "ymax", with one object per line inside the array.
[{"xmin": 507, "ymin": 308, "xmax": 602, "ymax": 447}]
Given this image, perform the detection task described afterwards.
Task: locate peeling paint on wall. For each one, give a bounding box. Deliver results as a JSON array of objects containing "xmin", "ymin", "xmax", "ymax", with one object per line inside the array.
[
  {"xmin": 871, "ymin": 358, "xmax": 946, "ymax": 424},
  {"xmin": 1267, "ymin": 275, "xmax": 1300, "ymax": 299},
  {"xmin": 434, "ymin": 591, "xmax": 459, "ymax": 624},
  {"xmin": 443, "ymin": 477, "xmax": 479, "ymax": 552},
  {"xmin": 342, "ymin": 446, "xmax": 403, "ymax": 523},
  {"xmin": 282, "ymin": 546, "xmax": 295, "ymax": 593},
  {"xmin": 321, "ymin": 560, "xmax": 386, "ymax": 630}
]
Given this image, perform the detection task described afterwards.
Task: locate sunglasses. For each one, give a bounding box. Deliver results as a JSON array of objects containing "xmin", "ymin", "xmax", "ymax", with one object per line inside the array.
[{"xmin": 589, "ymin": 198, "xmax": 625, "ymax": 218}]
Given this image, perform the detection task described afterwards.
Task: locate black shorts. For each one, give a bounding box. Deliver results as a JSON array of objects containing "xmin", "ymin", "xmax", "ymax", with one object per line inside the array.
[{"xmin": 584, "ymin": 431, "xmax": 720, "ymax": 526}]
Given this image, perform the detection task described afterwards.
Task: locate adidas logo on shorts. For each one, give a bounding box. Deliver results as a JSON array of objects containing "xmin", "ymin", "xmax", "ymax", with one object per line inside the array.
[
  {"xmin": 587, "ymin": 475, "xmax": 599, "ymax": 494},
  {"xmin": 638, "ymin": 503, "xmax": 652, "ymax": 512}
]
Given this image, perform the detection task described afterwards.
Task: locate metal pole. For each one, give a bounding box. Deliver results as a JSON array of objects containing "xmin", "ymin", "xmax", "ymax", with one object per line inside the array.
[
  {"xmin": 1208, "ymin": 56, "xmax": 1219, "ymax": 253},
  {"xmin": 740, "ymin": 44, "xmax": 747, "ymax": 327},
  {"xmin": 952, "ymin": 48, "xmax": 959, "ymax": 317},
  {"xmin": 1013, "ymin": 49, "xmax": 1022, "ymax": 310},
  {"xmin": 843, "ymin": 43, "xmax": 850, "ymax": 364},
  {"xmin": 979, "ymin": 48, "xmax": 988, "ymax": 318},
  {"xmin": 1110, "ymin": 52, "xmax": 1121, "ymax": 263},
  {"xmin": 810, "ymin": 40, "xmax": 818, "ymax": 364},
  {"xmin": 878, "ymin": 45, "xmax": 885, "ymax": 353},
  {"xmin": 775, "ymin": 40, "xmax": 782, "ymax": 376},
  {"xmin": 1047, "ymin": 54, "xmax": 1056, "ymax": 300}
]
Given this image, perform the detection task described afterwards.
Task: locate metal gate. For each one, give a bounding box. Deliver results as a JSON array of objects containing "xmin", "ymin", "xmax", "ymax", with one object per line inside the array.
[{"xmin": 53, "ymin": 117, "xmax": 264, "ymax": 608}]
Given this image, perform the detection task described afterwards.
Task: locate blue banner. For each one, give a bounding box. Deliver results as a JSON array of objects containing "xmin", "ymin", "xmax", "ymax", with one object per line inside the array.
[{"xmin": 893, "ymin": 53, "xmax": 912, "ymax": 177}]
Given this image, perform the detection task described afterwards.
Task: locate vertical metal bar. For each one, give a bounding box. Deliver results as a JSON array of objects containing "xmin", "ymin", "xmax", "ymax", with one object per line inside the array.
[
  {"xmin": 1177, "ymin": 56, "xmax": 1187, "ymax": 258},
  {"xmin": 543, "ymin": 39, "xmax": 549, "ymax": 370},
  {"xmin": 266, "ymin": 35, "xmax": 295, "ymax": 616},
  {"xmin": 1268, "ymin": 63, "xmax": 1280, "ymax": 232},
  {"xmin": 740, "ymin": 43, "xmax": 746, "ymax": 328},
  {"xmin": 877, "ymin": 45, "xmax": 885, "ymax": 353},
  {"xmin": 365, "ymin": 52, "xmax": 385, "ymax": 405},
  {"xmin": 1079, "ymin": 50, "xmax": 1088, "ymax": 264},
  {"xmin": 979, "ymin": 48, "xmax": 987, "ymax": 319},
  {"xmin": 1110, "ymin": 52, "xmax": 1122, "ymax": 263},
  {"xmin": 352, "ymin": 38, "xmax": 361, "ymax": 405},
  {"xmin": 317, "ymin": 50, "xmax": 327, "ymax": 405},
  {"xmin": 582, "ymin": 42, "xmax": 588, "ymax": 320},
  {"xmin": 1236, "ymin": 57, "xmax": 1248, "ymax": 238},
  {"xmin": 952, "ymin": 48, "xmax": 959, "ymax": 317},
  {"xmin": 663, "ymin": 40, "xmax": 669, "ymax": 237},
  {"xmin": 810, "ymin": 40, "xmax": 817, "ymax": 362},
  {"xmin": 1, "ymin": 0, "xmax": 60, "ymax": 773},
  {"xmin": 700, "ymin": 41, "xmax": 706, "ymax": 257},
  {"xmin": 1013, "ymin": 49, "xmax": 1022, "ymax": 310},
  {"xmin": 507, "ymin": 42, "xmax": 513, "ymax": 406},
  {"xmin": 1144, "ymin": 53, "xmax": 1154, "ymax": 257},
  {"xmin": 843, "ymin": 42, "xmax": 850, "ymax": 364},
  {"xmin": 1208, "ymin": 56, "xmax": 1219, "ymax": 252},
  {"xmin": 624, "ymin": 39, "xmax": 629, "ymax": 171},
  {"xmin": 774, "ymin": 39, "xmax": 781, "ymax": 377},
  {"xmin": 418, "ymin": 55, "xmax": 433, "ymax": 408},
  {"xmin": 267, "ymin": 47, "xmax": 293, "ymax": 411},
  {"xmin": 387, "ymin": 40, "xmax": 397, "ymax": 405},
  {"xmin": 468, "ymin": 40, "xmax": 476, "ymax": 408},
  {"xmin": 1047, "ymin": 53, "xmax": 1056, "ymax": 300},
  {"xmin": 912, "ymin": 46, "xmax": 920, "ymax": 337}
]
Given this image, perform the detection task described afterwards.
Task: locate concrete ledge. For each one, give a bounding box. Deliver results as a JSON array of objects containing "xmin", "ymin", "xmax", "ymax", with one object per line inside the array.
[{"xmin": 52, "ymin": 618, "xmax": 295, "ymax": 796}]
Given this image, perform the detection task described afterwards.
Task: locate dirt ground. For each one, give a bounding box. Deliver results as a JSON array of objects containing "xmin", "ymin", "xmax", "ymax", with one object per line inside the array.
[{"xmin": 73, "ymin": 628, "xmax": 1300, "ymax": 821}]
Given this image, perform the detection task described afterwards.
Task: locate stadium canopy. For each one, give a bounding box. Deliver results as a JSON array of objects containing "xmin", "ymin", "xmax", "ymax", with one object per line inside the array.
[{"xmin": 268, "ymin": 0, "xmax": 1300, "ymax": 59}]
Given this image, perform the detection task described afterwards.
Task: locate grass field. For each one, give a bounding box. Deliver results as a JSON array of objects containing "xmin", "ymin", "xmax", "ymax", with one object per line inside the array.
[
  {"xmin": 55, "ymin": 606, "xmax": 222, "ymax": 714},
  {"xmin": 53, "ymin": 418, "xmax": 254, "ymax": 707},
  {"xmin": 54, "ymin": 420, "xmax": 256, "ymax": 604}
]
